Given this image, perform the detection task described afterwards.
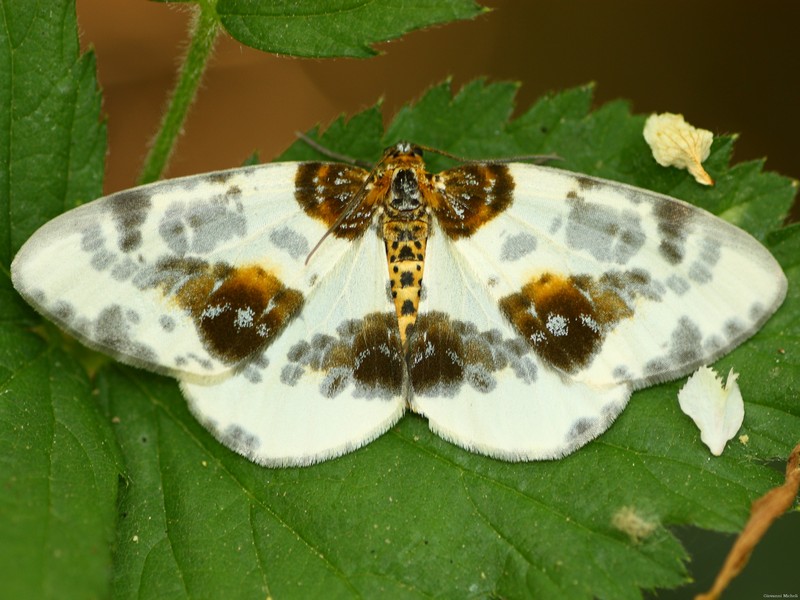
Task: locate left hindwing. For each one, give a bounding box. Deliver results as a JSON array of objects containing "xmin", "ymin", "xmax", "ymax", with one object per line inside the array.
[{"xmin": 410, "ymin": 162, "xmax": 786, "ymax": 460}]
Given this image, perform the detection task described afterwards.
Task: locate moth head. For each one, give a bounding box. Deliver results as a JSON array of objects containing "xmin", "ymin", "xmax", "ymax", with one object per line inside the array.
[{"xmin": 384, "ymin": 141, "xmax": 423, "ymax": 158}]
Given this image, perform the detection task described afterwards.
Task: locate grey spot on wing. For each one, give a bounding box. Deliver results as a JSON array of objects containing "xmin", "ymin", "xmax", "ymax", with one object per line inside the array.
[
  {"xmin": 668, "ymin": 317, "xmax": 703, "ymax": 364},
  {"xmin": 94, "ymin": 304, "xmax": 158, "ymax": 363},
  {"xmin": 242, "ymin": 365, "xmax": 262, "ymax": 384},
  {"xmin": 106, "ymin": 188, "xmax": 152, "ymax": 253},
  {"xmin": 704, "ymin": 335, "xmax": 724, "ymax": 353},
  {"xmin": 688, "ymin": 237, "xmax": 721, "ymax": 284},
  {"xmin": 563, "ymin": 397, "xmax": 626, "ymax": 451},
  {"xmin": 700, "ymin": 237, "xmax": 721, "ymax": 266},
  {"xmin": 643, "ymin": 316, "xmax": 702, "ymax": 377},
  {"xmin": 725, "ymin": 319, "xmax": 745, "ymax": 339},
  {"xmin": 111, "ymin": 258, "xmax": 137, "ymax": 281},
  {"xmin": 187, "ymin": 353, "xmax": 214, "ymax": 371},
  {"xmin": 576, "ymin": 175, "xmax": 600, "ymax": 190},
  {"xmin": 688, "ymin": 262, "xmax": 711, "ymax": 284},
  {"xmin": 280, "ymin": 363, "xmax": 304, "ymax": 386},
  {"xmin": 159, "ymin": 197, "xmax": 247, "ymax": 255},
  {"xmin": 500, "ymin": 232, "xmax": 537, "ymax": 261},
  {"xmin": 749, "ymin": 302, "xmax": 766, "ymax": 322},
  {"xmin": 221, "ymin": 424, "xmax": 260, "ymax": 454},
  {"xmin": 653, "ymin": 199, "xmax": 694, "ymax": 265},
  {"xmin": 613, "ymin": 365, "xmax": 631, "ymax": 380},
  {"xmin": 568, "ymin": 417, "xmax": 597, "ymax": 438},
  {"xmin": 206, "ymin": 171, "xmax": 234, "ymax": 185},
  {"xmin": 52, "ymin": 300, "xmax": 75, "ymax": 322},
  {"xmin": 81, "ymin": 224, "xmax": 104, "ymax": 252},
  {"xmin": 269, "ymin": 226, "xmax": 310, "ymax": 260},
  {"xmin": 549, "ymin": 216, "xmax": 562, "ymax": 235},
  {"xmin": 132, "ymin": 255, "xmax": 225, "ymax": 294},
  {"xmin": 159, "ymin": 315, "xmax": 176, "ymax": 332},
  {"xmin": 90, "ymin": 250, "xmax": 114, "ymax": 271},
  {"xmin": 565, "ymin": 193, "xmax": 645, "ymax": 264},
  {"xmin": 665, "ymin": 274, "xmax": 690, "ymax": 295},
  {"xmin": 242, "ymin": 353, "xmax": 269, "ymax": 383},
  {"xmin": 601, "ymin": 268, "xmax": 665, "ymax": 303}
]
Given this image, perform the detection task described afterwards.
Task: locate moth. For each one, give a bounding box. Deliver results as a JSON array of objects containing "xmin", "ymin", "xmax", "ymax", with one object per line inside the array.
[{"xmin": 11, "ymin": 142, "xmax": 787, "ymax": 466}]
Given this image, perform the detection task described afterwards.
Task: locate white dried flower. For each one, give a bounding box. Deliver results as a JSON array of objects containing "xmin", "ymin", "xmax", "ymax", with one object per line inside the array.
[
  {"xmin": 678, "ymin": 366, "xmax": 744, "ymax": 456},
  {"xmin": 644, "ymin": 112, "xmax": 714, "ymax": 185}
]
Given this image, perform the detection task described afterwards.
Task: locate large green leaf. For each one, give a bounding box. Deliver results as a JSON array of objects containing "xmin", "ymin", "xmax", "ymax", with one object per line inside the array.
[
  {"xmin": 155, "ymin": 0, "xmax": 487, "ymax": 58},
  {"xmin": 0, "ymin": 2, "xmax": 117, "ymax": 599},
  {"xmin": 2, "ymin": 7, "xmax": 799, "ymax": 600}
]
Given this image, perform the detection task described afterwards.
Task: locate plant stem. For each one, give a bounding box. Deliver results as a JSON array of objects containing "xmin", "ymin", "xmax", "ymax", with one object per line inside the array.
[{"xmin": 137, "ymin": 3, "xmax": 220, "ymax": 185}]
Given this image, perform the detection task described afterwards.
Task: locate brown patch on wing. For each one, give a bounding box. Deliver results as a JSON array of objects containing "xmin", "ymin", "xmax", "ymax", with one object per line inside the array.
[
  {"xmin": 294, "ymin": 162, "xmax": 379, "ymax": 239},
  {"xmin": 153, "ymin": 258, "xmax": 303, "ymax": 363},
  {"xmin": 407, "ymin": 312, "xmax": 468, "ymax": 394},
  {"xmin": 407, "ymin": 312, "xmax": 538, "ymax": 396},
  {"xmin": 426, "ymin": 163, "xmax": 515, "ymax": 239},
  {"xmin": 499, "ymin": 271, "xmax": 639, "ymax": 373},
  {"xmin": 283, "ymin": 312, "xmax": 404, "ymax": 398},
  {"xmin": 653, "ymin": 198, "xmax": 694, "ymax": 265}
]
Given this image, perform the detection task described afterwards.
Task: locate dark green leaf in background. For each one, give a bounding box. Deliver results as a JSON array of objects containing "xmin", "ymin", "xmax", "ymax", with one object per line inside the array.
[
  {"xmin": 214, "ymin": 0, "xmax": 487, "ymax": 58},
  {"xmin": 1, "ymin": 3, "xmax": 799, "ymax": 600}
]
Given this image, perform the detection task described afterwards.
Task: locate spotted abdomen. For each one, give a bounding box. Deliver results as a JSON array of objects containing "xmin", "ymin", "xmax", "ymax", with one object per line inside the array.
[{"xmin": 384, "ymin": 219, "xmax": 428, "ymax": 346}]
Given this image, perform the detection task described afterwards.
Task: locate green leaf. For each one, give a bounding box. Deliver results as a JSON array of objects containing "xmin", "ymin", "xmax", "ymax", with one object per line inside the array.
[
  {"xmin": 1, "ymin": 4, "xmax": 115, "ymax": 599},
  {"xmin": 215, "ymin": 0, "xmax": 487, "ymax": 58},
  {"xmin": 3, "ymin": 12, "xmax": 799, "ymax": 600}
]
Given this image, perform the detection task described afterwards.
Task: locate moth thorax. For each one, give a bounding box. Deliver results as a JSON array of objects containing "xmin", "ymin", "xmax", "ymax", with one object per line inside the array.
[{"xmin": 390, "ymin": 169, "xmax": 421, "ymax": 213}]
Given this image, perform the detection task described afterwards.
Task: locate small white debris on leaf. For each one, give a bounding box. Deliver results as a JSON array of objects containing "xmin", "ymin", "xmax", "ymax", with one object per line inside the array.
[
  {"xmin": 644, "ymin": 112, "xmax": 715, "ymax": 185},
  {"xmin": 678, "ymin": 366, "xmax": 744, "ymax": 456}
]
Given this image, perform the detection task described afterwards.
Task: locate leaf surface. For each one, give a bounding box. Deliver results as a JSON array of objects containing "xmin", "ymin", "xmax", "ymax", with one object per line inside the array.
[{"xmin": 209, "ymin": 0, "xmax": 487, "ymax": 58}]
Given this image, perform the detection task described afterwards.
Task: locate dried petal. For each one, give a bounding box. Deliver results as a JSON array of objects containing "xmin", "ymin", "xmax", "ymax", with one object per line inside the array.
[
  {"xmin": 678, "ymin": 366, "xmax": 744, "ymax": 455},
  {"xmin": 644, "ymin": 112, "xmax": 714, "ymax": 185}
]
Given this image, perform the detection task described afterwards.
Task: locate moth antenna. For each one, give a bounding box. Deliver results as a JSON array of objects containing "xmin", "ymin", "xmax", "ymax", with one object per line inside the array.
[
  {"xmin": 304, "ymin": 175, "xmax": 374, "ymax": 266},
  {"xmin": 295, "ymin": 131, "xmax": 374, "ymax": 169},
  {"xmin": 303, "ymin": 147, "xmax": 405, "ymax": 265},
  {"xmin": 415, "ymin": 143, "xmax": 562, "ymax": 165}
]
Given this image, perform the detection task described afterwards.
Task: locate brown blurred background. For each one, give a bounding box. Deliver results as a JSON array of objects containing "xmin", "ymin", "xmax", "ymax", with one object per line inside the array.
[{"xmin": 78, "ymin": 1, "xmax": 799, "ymax": 211}]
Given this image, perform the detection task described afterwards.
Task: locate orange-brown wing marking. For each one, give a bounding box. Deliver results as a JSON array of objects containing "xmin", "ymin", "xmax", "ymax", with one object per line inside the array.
[
  {"xmin": 148, "ymin": 257, "xmax": 304, "ymax": 364},
  {"xmin": 498, "ymin": 270, "xmax": 660, "ymax": 373},
  {"xmin": 294, "ymin": 162, "xmax": 380, "ymax": 239},
  {"xmin": 426, "ymin": 163, "xmax": 515, "ymax": 239}
]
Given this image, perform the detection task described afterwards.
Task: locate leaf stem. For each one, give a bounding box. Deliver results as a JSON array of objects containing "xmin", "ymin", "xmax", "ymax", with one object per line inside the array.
[{"xmin": 137, "ymin": 2, "xmax": 220, "ymax": 185}]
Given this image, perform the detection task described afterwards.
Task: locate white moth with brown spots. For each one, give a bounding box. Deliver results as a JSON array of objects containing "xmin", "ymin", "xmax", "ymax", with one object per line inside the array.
[{"xmin": 11, "ymin": 143, "xmax": 787, "ymax": 466}]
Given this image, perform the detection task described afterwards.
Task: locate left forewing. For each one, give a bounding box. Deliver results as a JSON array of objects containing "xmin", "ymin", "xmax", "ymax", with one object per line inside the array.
[{"xmin": 11, "ymin": 161, "xmax": 372, "ymax": 382}]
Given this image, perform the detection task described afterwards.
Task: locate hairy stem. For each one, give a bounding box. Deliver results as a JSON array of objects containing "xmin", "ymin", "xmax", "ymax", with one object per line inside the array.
[{"xmin": 137, "ymin": 3, "xmax": 220, "ymax": 185}]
